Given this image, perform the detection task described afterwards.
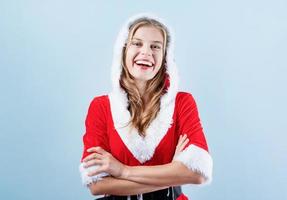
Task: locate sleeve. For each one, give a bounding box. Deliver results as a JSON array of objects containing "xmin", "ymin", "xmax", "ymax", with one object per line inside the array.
[
  {"xmin": 79, "ymin": 96, "xmax": 110, "ymax": 187},
  {"xmin": 173, "ymin": 93, "xmax": 213, "ymax": 185}
]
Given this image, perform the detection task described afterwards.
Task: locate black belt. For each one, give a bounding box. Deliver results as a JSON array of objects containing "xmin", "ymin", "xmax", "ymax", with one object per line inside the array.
[{"xmin": 96, "ymin": 186, "xmax": 181, "ymax": 200}]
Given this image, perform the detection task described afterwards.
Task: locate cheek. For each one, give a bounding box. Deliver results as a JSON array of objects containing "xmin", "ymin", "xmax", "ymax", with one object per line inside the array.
[
  {"xmin": 125, "ymin": 51, "xmax": 135, "ymax": 74},
  {"xmin": 153, "ymin": 65, "xmax": 162, "ymax": 75},
  {"xmin": 155, "ymin": 54, "xmax": 164, "ymax": 67},
  {"xmin": 126, "ymin": 48, "xmax": 137, "ymax": 61},
  {"xmin": 125, "ymin": 50, "xmax": 131, "ymax": 64}
]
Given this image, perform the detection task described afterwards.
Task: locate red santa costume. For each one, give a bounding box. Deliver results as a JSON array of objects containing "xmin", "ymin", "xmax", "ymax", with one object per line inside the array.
[{"xmin": 79, "ymin": 13, "xmax": 213, "ymax": 200}]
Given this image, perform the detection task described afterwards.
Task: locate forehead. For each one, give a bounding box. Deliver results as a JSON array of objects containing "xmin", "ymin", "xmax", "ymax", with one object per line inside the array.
[{"xmin": 132, "ymin": 25, "xmax": 164, "ymax": 43}]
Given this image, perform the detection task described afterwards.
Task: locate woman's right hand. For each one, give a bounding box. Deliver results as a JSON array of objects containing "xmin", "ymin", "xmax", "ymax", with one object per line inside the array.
[{"xmin": 173, "ymin": 134, "xmax": 189, "ymax": 161}]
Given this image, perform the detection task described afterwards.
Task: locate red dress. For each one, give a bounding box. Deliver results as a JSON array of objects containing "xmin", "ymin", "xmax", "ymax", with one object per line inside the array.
[{"xmin": 79, "ymin": 91, "xmax": 213, "ymax": 199}]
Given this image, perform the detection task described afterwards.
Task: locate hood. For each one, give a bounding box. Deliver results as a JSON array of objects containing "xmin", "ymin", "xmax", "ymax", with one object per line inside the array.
[
  {"xmin": 111, "ymin": 13, "xmax": 179, "ymax": 105},
  {"xmin": 108, "ymin": 13, "xmax": 179, "ymax": 164}
]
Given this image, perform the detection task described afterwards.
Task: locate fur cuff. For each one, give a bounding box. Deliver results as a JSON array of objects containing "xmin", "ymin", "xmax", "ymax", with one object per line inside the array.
[
  {"xmin": 79, "ymin": 162, "xmax": 109, "ymax": 187},
  {"xmin": 174, "ymin": 144, "xmax": 213, "ymax": 185}
]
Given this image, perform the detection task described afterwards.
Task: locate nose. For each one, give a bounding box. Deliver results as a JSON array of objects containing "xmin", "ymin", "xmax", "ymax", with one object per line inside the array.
[{"xmin": 140, "ymin": 44, "xmax": 152, "ymax": 57}]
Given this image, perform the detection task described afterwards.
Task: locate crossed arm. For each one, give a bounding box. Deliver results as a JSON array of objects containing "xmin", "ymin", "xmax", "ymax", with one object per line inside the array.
[
  {"xmin": 88, "ymin": 161, "xmax": 204, "ymax": 195},
  {"xmin": 83, "ymin": 134, "xmax": 204, "ymax": 196},
  {"xmin": 88, "ymin": 176, "xmax": 167, "ymax": 196}
]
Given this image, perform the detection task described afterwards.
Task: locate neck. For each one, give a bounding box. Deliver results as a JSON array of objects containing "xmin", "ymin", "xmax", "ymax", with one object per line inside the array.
[{"xmin": 135, "ymin": 80, "xmax": 147, "ymax": 98}]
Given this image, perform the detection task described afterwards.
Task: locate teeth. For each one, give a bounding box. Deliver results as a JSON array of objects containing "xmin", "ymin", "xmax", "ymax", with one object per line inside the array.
[{"xmin": 135, "ymin": 60, "xmax": 153, "ymax": 66}]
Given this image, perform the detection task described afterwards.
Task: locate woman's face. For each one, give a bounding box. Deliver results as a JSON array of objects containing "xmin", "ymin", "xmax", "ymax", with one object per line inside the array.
[{"xmin": 125, "ymin": 25, "xmax": 164, "ymax": 83}]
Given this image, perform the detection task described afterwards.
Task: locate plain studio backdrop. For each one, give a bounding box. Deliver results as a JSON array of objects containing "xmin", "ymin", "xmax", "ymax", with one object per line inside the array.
[{"xmin": 0, "ymin": 0, "xmax": 286, "ymax": 199}]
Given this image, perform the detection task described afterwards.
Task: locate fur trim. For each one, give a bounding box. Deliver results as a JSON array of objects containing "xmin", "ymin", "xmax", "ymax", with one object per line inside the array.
[
  {"xmin": 109, "ymin": 13, "xmax": 179, "ymax": 163},
  {"xmin": 79, "ymin": 162, "xmax": 109, "ymax": 187},
  {"xmin": 174, "ymin": 144, "xmax": 213, "ymax": 184},
  {"xmin": 109, "ymin": 91, "xmax": 176, "ymax": 163}
]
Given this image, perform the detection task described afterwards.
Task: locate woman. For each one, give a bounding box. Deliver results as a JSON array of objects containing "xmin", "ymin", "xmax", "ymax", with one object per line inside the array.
[{"xmin": 79, "ymin": 13, "xmax": 213, "ymax": 200}]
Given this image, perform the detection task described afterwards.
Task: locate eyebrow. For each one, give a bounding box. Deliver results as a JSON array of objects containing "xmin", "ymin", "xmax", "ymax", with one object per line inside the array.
[{"xmin": 132, "ymin": 38, "xmax": 163, "ymax": 44}]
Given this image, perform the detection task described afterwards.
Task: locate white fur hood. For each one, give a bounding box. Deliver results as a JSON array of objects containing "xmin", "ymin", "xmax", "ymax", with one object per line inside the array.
[
  {"xmin": 110, "ymin": 13, "xmax": 179, "ymax": 106},
  {"xmin": 108, "ymin": 13, "xmax": 179, "ymax": 164}
]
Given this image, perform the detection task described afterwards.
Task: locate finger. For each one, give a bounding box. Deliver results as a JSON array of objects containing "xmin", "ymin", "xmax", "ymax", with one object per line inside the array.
[
  {"xmin": 178, "ymin": 138, "xmax": 189, "ymax": 152},
  {"xmin": 177, "ymin": 134, "xmax": 187, "ymax": 147},
  {"xmin": 88, "ymin": 167, "xmax": 105, "ymax": 176},
  {"xmin": 95, "ymin": 147, "xmax": 107, "ymax": 154},
  {"xmin": 177, "ymin": 136, "xmax": 188, "ymax": 149},
  {"xmin": 83, "ymin": 159, "xmax": 103, "ymax": 168},
  {"xmin": 178, "ymin": 135, "xmax": 183, "ymax": 143},
  {"xmin": 83, "ymin": 153, "xmax": 103, "ymax": 162},
  {"xmin": 87, "ymin": 146, "xmax": 107, "ymax": 155},
  {"xmin": 182, "ymin": 134, "xmax": 187, "ymax": 140},
  {"xmin": 87, "ymin": 146, "xmax": 101, "ymax": 153},
  {"xmin": 178, "ymin": 134, "xmax": 187, "ymax": 143},
  {"xmin": 179, "ymin": 137, "xmax": 189, "ymax": 147},
  {"xmin": 83, "ymin": 153, "xmax": 102, "ymax": 162},
  {"xmin": 176, "ymin": 135, "xmax": 183, "ymax": 147}
]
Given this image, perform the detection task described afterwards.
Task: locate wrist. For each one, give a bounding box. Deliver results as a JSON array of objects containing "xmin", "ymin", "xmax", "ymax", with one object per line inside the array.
[{"xmin": 121, "ymin": 165, "xmax": 131, "ymax": 179}]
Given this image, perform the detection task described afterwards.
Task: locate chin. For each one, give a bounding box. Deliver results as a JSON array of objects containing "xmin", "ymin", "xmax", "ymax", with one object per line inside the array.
[
  {"xmin": 133, "ymin": 76, "xmax": 150, "ymax": 82},
  {"xmin": 130, "ymin": 71, "xmax": 154, "ymax": 81},
  {"xmin": 133, "ymin": 74, "xmax": 154, "ymax": 82}
]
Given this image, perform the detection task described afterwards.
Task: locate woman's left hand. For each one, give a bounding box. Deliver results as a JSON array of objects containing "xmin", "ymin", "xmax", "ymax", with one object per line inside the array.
[{"xmin": 83, "ymin": 146, "xmax": 128, "ymax": 178}]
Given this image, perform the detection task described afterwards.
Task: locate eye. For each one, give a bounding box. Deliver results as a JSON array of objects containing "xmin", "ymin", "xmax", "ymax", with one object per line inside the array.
[
  {"xmin": 131, "ymin": 41, "xmax": 142, "ymax": 47},
  {"xmin": 151, "ymin": 44, "xmax": 161, "ymax": 50}
]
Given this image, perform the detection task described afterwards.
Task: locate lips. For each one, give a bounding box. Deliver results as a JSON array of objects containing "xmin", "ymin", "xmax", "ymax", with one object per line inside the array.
[
  {"xmin": 133, "ymin": 59, "xmax": 154, "ymax": 70},
  {"xmin": 135, "ymin": 60, "xmax": 153, "ymax": 67}
]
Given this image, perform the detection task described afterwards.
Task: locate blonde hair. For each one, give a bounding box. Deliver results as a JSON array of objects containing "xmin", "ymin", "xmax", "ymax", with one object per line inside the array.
[{"xmin": 119, "ymin": 18, "xmax": 170, "ymax": 137}]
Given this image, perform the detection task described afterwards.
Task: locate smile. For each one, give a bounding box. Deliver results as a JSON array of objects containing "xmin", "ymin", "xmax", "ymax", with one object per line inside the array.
[
  {"xmin": 133, "ymin": 59, "xmax": 155, "ymax": 70},
  {"xmin": 135, "ymin": 60, "xmax": 153, "ymax": 67}
]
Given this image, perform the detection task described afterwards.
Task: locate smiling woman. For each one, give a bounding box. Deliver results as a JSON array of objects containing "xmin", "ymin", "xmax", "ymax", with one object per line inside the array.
[
  {"xmin": 121, "ymin": 21, "xmax": 168, "ymax": 135},
  {"xmin": 125, "ymin": 26, "xmax": 164, "ymax": 84},
  {"xmin": 79, "ymin": 13, "xmax": 213, "ymax": 200}
]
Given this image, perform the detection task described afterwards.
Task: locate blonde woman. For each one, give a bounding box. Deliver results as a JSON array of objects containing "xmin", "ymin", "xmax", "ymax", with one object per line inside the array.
[{"xmin": 79, "ymin": 13, "xmax": 213, "ymax": 200}]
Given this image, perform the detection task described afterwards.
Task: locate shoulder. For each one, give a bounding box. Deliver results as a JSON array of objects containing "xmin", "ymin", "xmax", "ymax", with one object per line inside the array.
[
  {"xmin": 90, "ymin": 95, "xmax": 109, "ymax": 104},
  {"xmin": 175, "ymin": 91, "xmax": 197, "ymax": 106},
  {"xmin": 174, "ymin": 91, "xmax": 200, "ymax": 116},
  {"xmin": 88, "ymin": 95, "xmax": 109, "ymax": 111}
]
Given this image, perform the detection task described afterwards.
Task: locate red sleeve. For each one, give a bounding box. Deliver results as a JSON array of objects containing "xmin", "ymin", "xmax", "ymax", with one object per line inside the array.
[
  {"xmin": 176, "ymin": 92, "xmax": 209, "ymax": 152},
  {"xmin": 174, "ymin": 92, "xmax": 213, "ymax": 184},
  {"xmin": 81, "ymin": 95, "xmax": 110, "ymax": 162}
]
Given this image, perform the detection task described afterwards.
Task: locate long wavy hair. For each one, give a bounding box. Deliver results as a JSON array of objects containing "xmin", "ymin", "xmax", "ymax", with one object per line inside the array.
[{"xmin": 119, "ymin": 18, "xmax": 170, "ymax": 137}]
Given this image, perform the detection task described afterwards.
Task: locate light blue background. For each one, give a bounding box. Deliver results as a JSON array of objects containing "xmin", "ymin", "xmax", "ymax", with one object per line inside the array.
[{"xmin": 1, "ymin": 0, "xmax": 286, "ymax": 199}]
